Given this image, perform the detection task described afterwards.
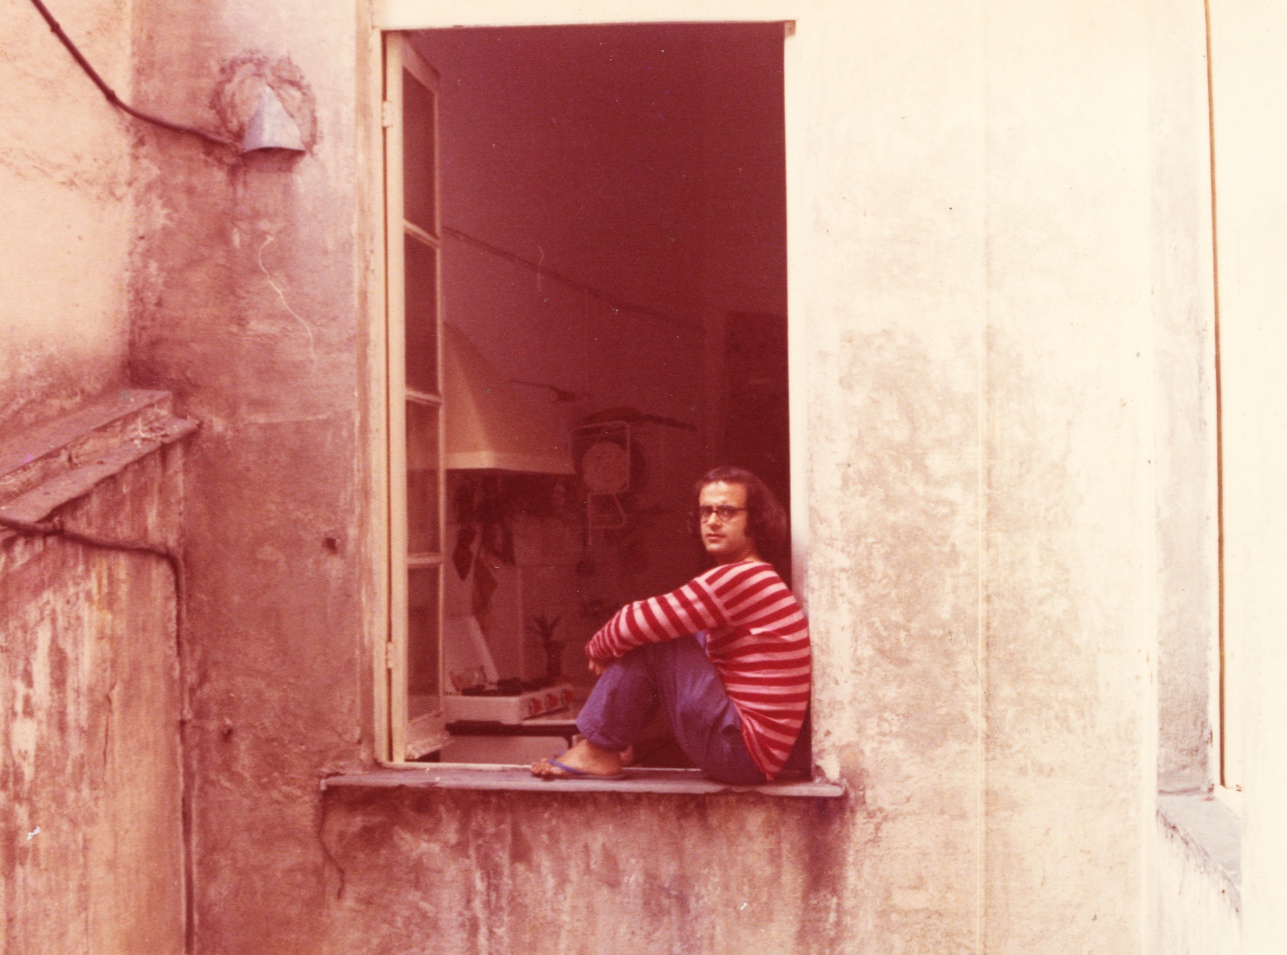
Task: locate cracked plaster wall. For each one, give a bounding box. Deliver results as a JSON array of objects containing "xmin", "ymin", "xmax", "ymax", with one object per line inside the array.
[
  {"xmin": 0, "ymin": 449, "xmax": 186, "ymax": 955},
  {"xmin": 1, "ymin": 5, "xmax": 186, "ymax": 951},
  {"xmin": 115, "ymin": 2, "xmax": 1221, "ymax": 955},
  {"xmin": 125, "ymin": 0, "xmax": 374, "ymax": 951}
]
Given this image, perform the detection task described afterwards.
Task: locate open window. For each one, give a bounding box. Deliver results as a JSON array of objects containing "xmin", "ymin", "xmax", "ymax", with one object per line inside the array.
[
  {"xmin": 383, "ymin": 35, "xmax": 448, "ymax": 760},
  {"xmin": 379, "ymin": 24, "xmax": 789, "ymax": 767}
]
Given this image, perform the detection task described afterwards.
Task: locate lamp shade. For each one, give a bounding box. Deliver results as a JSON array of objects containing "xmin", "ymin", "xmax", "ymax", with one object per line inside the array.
[{"xmin": 443, "ymin": 324, "xmax": 574, "ymax": 474}]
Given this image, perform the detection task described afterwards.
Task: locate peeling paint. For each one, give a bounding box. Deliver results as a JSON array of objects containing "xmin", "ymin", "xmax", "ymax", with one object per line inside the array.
[{"xmin": 2, "ymin": 450, "xmax": 185, "ymax": 953}]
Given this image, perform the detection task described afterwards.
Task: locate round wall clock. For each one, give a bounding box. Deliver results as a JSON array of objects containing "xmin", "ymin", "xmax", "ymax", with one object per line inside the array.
[{"xmin": 580, "ymin": 440, "xmax": 630, "ymax": 494}]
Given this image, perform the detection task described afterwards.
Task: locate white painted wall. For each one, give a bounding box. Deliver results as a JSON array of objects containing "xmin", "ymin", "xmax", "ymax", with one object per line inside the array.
[
  {"xmin": 1156, "ymin": 817, "xmax": 1240, "ymax": 955},
  {"xmin": 1208, "ymin": 2, "xmax": 1287, "ymax": 952},
  {"xmin": 375, "ymin": 2, "xmax": 1242, "ymax": 952}
]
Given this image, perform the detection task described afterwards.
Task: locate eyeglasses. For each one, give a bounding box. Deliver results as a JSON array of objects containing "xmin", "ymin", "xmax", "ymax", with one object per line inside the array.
[{"xmin": 696, "ymin": 505, "xmax": 747, "ymax": 523}]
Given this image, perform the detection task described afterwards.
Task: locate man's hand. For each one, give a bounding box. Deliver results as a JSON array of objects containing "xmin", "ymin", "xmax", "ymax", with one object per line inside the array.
[{"xmin": 588, "ymin": 658, "xmax": 607, "ymax": 676}]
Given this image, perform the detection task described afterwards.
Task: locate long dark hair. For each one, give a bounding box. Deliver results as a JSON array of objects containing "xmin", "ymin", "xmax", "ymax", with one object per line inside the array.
[{"xmin": 691, "ymin": 466, "xmax": 789, "ymax": 565}]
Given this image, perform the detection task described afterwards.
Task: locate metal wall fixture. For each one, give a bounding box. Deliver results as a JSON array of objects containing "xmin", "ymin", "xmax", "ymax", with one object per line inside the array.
[{"xmin": 240, "ymin": 87, "xmax": 306, "ymax": 155}]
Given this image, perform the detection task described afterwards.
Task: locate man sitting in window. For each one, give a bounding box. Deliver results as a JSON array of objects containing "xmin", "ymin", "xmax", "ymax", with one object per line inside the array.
[{"xmin": 531, "ymin": 466, "xmax": 811, "ymax": 783}]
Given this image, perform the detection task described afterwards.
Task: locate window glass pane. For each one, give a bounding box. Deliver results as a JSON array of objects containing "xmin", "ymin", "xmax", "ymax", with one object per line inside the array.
[
  {"xmin": 404, "ymin": 235, "xmax": 439, "ymax": 395},
  {"xmin": 407, "ymin": 566, "xmax": 441, "ymax": 699},
  {"xmin": 403, "ymin": 69, "xmax": 437, "ymax": 234},
  {"xmin": 406, "ymin": 400, "xmax": 441, "ymax": 554}
]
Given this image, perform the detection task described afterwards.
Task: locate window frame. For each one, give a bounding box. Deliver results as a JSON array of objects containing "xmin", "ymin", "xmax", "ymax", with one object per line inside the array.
[
  {"xmin": 368, "ymin": 4, "xmax": 814, "ymax": 774},
  {"xmin": 377, "ymin": 33, "xmax": 449, "ymax": 765}
]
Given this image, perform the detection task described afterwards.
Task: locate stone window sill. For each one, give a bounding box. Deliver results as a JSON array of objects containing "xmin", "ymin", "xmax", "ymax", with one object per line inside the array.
[
  {"xmin": 321, "ymin": 764, "xmax": 846, "ymax": 798},
  {"xmin": 1157, "ymin": 791, "xmax": 1242, "ymax": 910}
]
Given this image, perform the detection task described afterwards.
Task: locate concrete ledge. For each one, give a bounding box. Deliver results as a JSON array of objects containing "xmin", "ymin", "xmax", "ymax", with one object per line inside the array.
[
  {"xmin": 1158, "ymin": 792, "xmax": 1242, "ymax": 911},
  {"xmin": 322, "ymin": 764, "xmax": 846, "ymax": 797},
  {"xmin": 0, "ymin": 389, "xmax": 197, "ymax": 530}
]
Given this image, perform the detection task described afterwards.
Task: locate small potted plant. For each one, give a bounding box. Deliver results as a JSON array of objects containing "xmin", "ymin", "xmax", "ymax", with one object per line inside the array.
[{"xmin": 528, "ymin": 615, "xmax": 564, "ymax": 683}]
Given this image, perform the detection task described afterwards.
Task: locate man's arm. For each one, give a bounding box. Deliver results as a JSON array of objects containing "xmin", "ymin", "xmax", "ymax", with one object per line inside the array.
[{"xmin": 585, "ymin": 568, "xmax": 730, "ymax": 663}]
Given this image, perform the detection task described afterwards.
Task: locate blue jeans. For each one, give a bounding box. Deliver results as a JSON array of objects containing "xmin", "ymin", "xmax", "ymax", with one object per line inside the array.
[{"xmin": 576, "ymin": 632, "xmax": 811, "ymax": 785}]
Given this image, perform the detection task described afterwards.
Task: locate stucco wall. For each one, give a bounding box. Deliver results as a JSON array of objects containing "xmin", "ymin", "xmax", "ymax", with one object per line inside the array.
[
  {"xmin": 126, "ymin": 0, "xmax": 376, "ymax": 951},
  {"xmin": 120, "ymin": 2, "xmax": 1218, "ymax": 955},
  {"xmin": 4, "ymin": 0, "xmax": 1270, "ymax": 952},
  {"xmin": 0, "ymin": 0, "xmax": 134, "ymax": 430},
  {"xmin": 320, "ymin": 787, "xmax": 868, "ymax": 954},
  {"xmin": 805, "ymin": 1, "xmax": 1175, "ymax": 950},
  {"xmin": 980, "ymin": 3, "xmax": 1154, "ymax": 948},
  {"xmin": 0, "ymin": 446, "xmax": 186, "ymax": 955}
]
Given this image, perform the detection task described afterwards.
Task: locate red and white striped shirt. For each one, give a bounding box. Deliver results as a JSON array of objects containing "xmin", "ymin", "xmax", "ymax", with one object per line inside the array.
[{"xmin": 586, "ymin": 560, "xmax": 811, "ymax": 780}]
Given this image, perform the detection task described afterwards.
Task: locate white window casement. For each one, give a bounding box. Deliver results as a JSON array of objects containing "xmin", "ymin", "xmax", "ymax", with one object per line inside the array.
[{"xmin": 381, "ymin": 34, "xmax": 448, "ymax": 762}]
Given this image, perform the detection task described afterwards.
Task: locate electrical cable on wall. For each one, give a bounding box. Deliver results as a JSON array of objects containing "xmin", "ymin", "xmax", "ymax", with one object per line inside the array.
[{"xmin": 27, "ymin": 0, "xmax": 235, "ymax": 149}]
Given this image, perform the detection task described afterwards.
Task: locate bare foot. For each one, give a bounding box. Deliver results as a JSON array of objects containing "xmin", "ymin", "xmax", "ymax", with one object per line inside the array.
[{"xmin": 530, "ymin": 739, "xmax": 624, "ymax": 779}]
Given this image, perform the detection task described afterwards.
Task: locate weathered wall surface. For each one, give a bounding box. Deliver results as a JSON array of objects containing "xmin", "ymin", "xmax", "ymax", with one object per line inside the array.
[
  {"xmin": 978, "ymin": 4, "xmax": 1155, "ymax": 950},
  {"xmin": 1156, "ymin": 829, "xmax": 1240, "ymax": 955},
  {"xmin": 120, "ymin": 3, "xmax": 1218, "ymax": 955},
  {"xmin": 0, "ymin": 447, "xmax": 185, "ymax": 955},
  {"xmin": 1, "ymin": 4, "xmax": 188, "ymax": 951},
  {"xmin": 1149, "ymin": 0, "xmax": 1219, "ymax": 797},
  {"xmin": 1155, "ymin": 802, "xmax": 1240, "ymax": 955},
  {"xmin": 801, "ymin": 3, "xmax": 987, "ymax": 949},
  {"xmin": 0, "ymin": 0, "xmax": 1256, "ymax": 953},
  {"xmin": 126, "ymin": 0, "xmax": 376, "ymax": 952},
  {"xmin": 805, "ymin": 0, "xmax": 1187, "ymax": 951},
  {"xmin": 320, "ymin": 788, "xmax": 870, "ymax": 955},
  {"xmin": 0, "ymin": 0, "xmax": 133, "ymax": 430}
]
